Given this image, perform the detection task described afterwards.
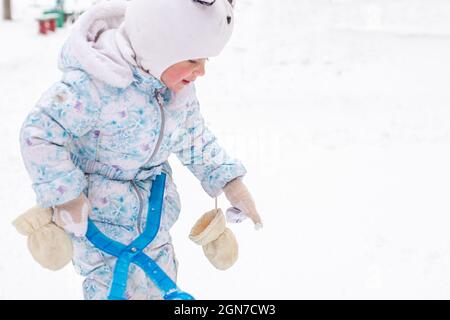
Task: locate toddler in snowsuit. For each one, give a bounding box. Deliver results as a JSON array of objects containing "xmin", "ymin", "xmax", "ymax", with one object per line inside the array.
[{"xmin": 18, "ymin": 0, "xmax": 262, "ymax": 300}]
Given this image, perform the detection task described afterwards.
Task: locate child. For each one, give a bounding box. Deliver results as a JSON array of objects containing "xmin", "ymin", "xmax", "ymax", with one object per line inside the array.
[{"xmin": 19, "ymin": 0, "xmax": 262, "ymax": 300}]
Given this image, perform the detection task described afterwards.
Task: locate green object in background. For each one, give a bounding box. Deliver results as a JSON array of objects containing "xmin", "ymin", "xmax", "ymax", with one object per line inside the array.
[{"xmin": 43, "ymin": 9, "xmax": 65, "ymax": 28}]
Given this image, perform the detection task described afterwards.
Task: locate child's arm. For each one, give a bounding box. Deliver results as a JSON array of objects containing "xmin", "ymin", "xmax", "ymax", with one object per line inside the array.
[
  {"xmin": 172, "ymin": 88, "xmax": 262, "ymax": 227},
  {"xmin": 20, "ymin": 70, "xmax": 101, "ymax": 210},
  {"xmin": 172, "ymin": 91, "xmax": 246, "ymax": 198}
]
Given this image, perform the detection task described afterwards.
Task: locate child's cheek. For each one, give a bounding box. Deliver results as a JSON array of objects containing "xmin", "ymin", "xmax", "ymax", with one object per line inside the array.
[
  {"xmin": 170, "ymin": 69, "xmax": 188, "ymax": 84},
  {"xmin": 163, "ymin": 64, "xmax": 193, "ymax": 90},
  {"xmin": 176, "ymin": 66, "xmax": 193, "ymax": 81}
]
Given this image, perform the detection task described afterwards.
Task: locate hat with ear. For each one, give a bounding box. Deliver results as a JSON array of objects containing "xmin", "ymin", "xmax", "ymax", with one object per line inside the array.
[{"xmin": 123, "ymin": 0, "xmax": 236, "ymax": 80}]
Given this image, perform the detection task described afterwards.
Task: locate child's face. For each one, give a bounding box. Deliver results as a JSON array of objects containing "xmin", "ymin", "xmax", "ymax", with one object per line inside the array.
[{"xmin": 161, "ymin": 59, "xmax": 207, "ymax": 92}]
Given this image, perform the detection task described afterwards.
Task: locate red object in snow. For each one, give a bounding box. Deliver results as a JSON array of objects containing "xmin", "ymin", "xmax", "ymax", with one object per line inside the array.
[
  {"xmin": 48, "ymin": 19, "xmax": 56, "ymax": 32},
  {"xmin": 38, "ymin": 19, "xmax": 48, "ymax": 35},
  {"xmin": 37, "ymin": 14, "xmax": 58, "ymax": 35}
]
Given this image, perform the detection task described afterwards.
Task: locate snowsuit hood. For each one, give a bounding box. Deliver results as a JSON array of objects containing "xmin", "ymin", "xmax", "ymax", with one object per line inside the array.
[{"xmin": 58, "ymin": 1, "xmax": 139, "ymax": 89}]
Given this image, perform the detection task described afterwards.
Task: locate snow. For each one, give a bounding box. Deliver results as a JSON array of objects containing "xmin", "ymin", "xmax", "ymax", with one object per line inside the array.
[{"xmin": 2, "ymin": 0, "xmax": 450, "ymax": 299}]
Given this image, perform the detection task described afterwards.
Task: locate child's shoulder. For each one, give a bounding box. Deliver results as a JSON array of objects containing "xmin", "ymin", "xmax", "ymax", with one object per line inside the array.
[
  {"xmin": 58, "ymin": 69, "xmax": 112, "ymax": 101},
  {"xmin": 36, "ymin": 69, "xmax": 103, "ymax": 111}
]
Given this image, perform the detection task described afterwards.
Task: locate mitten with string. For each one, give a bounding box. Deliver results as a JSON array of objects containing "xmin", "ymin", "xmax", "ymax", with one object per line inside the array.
[
  {"xmin": 12, "ymin": 205, "xmax": 73, "ymax": 270},
  {"xmin": 189, "ymin": 208, "xmax": 238, "ymax": 270}
]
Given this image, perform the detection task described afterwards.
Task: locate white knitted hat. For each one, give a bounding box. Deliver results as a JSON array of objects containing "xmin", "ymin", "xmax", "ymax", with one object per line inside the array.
[{"xmin": 123, "ymin": 0, "xmax": 236, "ymax": 80}]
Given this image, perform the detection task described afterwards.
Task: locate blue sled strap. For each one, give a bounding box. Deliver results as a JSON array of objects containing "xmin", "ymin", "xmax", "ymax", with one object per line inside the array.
[{"xmin": 85, "ymin": 173, "xmax": 194, "ymax": 300}]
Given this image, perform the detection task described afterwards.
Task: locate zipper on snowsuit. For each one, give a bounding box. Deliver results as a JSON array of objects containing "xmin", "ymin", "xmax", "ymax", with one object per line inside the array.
[{"xmin": 134, "ymin": 89, "xmax": 166, "ymax": 234}]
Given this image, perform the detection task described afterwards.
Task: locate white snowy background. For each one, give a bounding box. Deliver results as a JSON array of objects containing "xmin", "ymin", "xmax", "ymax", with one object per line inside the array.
[{"xmin": 2, "ymin": 0, "xmax": 450, "ymax": 299}]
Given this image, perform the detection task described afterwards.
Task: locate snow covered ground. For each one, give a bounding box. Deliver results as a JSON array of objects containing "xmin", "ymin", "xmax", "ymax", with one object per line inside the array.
[{"xmin": 2, "ymin": 0, "xmax": 450, "ymax": 299}]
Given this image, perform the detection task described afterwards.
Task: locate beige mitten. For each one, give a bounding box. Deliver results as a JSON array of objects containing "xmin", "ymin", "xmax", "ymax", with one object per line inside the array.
[
  {"xmin": 223, "ymin": 177, "xmax": 263, "ymax": 230},
  {"xmin": 12, "ymin": 205, "xmax": 73, "ymax": 271},
  {"xmin": 189, "ymin": 209, "xmax": 238, "ymax": 270}
]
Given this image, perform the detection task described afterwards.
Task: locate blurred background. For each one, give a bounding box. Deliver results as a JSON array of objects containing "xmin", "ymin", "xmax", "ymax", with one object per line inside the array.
[{"xmin": 2, "ymin": 0, "xmax": 450, "ymax": 299}]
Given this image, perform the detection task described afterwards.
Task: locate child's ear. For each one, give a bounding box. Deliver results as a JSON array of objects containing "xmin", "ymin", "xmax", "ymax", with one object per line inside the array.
[{"xmin": 193, "ymin": 0, "xmax": 216, "ymax": 5}]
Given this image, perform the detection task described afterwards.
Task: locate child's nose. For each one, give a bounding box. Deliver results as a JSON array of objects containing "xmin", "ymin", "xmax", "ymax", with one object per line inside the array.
[{"xmin": 195, "ymin": 63, "xmax": 206, "ymax": 77}]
